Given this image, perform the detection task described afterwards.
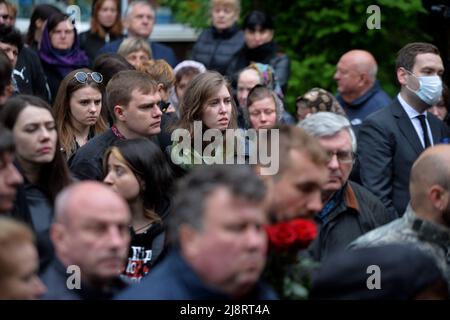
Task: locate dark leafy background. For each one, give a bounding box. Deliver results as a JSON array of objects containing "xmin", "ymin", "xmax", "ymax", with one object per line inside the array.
[{"xmin": 160, "ymin": 0, "xmax": 433, "ymax": 113}]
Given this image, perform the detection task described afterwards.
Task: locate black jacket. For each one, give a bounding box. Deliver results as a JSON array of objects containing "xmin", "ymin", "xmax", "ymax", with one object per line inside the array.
[
  {"xmin": 79, "ymin": 31, "xmax": 124, "ymax": 65},
  {"xmin": 116, "ymin": 249, "xmax": 277, "ymax": 300},
  {"xmin": 15, "ymin": 46, "xmax": 51, "ymax": 102},
  {"xmin": 68, "ymin": 128, "xmax": 120, "ymax": 181},
  {"xmin": 191, "ymin": 24, "xmax": 244, "ymax": 75},
  {"xmin": 69, "ymin": 128, "xmax": 161, "ymax": 181},
  {"xmin": 10, "ymin": 170, "xmax": 55, "ymax": 272},
  {"xmin": 306, "ymin": 181, "xmax": 395, "ymax": 262},
  {"xmin": 41, "ymin": 258, "xmax": 128, "ymax": 300},
  {"xmin": 357, "ymin": 98, "xmax": 450, "ymax": 216},
  {"xmin": 226, "ymin": 41, "xmax": 290, "ymax": 92}
]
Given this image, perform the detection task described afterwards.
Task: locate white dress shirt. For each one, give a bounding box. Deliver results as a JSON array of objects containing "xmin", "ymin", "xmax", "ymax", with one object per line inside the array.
[{"xmin": 397, "ymin": 93, "xmax": 434, "ymax": 148}]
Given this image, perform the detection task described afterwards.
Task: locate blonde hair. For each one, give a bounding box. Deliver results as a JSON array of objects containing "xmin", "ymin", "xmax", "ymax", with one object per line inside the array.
[
  {"xmin": 137, "ymin": 59, "xmax": 175, "ymax": 90},
  {"xmin": 0, "ymin": 217, "xmax": 34, "ymax": 277},
  {"xmin": 117, "ymin": 37, "xmax": 152, "ymax": 59},
  {"xmin": 210, "ymin": 0, "xmax": 240, "ymax": 16}
]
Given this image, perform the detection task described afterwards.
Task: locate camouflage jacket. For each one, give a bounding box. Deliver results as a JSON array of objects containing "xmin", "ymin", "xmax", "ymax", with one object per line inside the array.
[{"xmin": 349, "ymin": 205, "xmax": 450, "ymax": 287}]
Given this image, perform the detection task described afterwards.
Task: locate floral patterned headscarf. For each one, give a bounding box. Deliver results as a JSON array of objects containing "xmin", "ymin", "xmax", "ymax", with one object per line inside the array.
[
  {"xmin": 296, "ymin": 87, "xmax": 346, "ymax": 116},
  {"xmin": 248, "ymin": 62, "xmax": 284, "ymax": 100}
]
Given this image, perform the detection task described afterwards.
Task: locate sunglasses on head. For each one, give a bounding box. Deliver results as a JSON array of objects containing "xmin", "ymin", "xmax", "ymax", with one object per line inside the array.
[{"xmin": 74, "ymin": 72, "xmax": 103, "ymax": 84}]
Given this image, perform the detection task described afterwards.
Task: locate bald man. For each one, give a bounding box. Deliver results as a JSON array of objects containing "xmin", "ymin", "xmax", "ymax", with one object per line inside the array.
[
  {"xmin": 350, "ymin": 144, "xmax": 450, "ymax": 289},
  {"xmin": 40, "ymin": 182, "xmax": 131, "ymax": 300},
  {"xmin": 334, "ymin": 49, "xmax": 391, "ymax": 126}
]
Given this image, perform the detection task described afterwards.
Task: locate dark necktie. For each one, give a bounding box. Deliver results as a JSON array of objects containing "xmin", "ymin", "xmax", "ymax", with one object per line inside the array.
[{"xmin": 417, "ymin": 114, "xmax": 431, "ymax": 148}]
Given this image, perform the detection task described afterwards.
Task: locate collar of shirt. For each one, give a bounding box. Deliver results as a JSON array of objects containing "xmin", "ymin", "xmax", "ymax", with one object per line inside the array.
[
  {"xmin": 111, "ymin": 125, "xmax": 126, "ymax": 140},
  {"xmin": 397, "ymin": 93, "xmax": 434, "ymax": 147},
  {"xmin": 397, "ymin": 93, "xmax": 426, "ymax": 119},
  {"xmin": 336, "ymin": 80, "xmax": 381, "ymax": 108},
  {"xmin": 316, "ymin": 187, "xmax": 345, "ymax": 224}
]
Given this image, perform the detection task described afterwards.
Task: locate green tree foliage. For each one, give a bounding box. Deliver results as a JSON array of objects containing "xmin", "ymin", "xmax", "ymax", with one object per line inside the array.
[{"xmin": 160, "ymin": 0, "xmax": 430, "ymax": 112}]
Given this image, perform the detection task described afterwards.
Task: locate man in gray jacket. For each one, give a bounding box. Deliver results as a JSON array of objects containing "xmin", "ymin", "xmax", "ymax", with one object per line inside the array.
[{"xmin": 350, "ymin": 144, "xmax": 450, "ymax": 289}]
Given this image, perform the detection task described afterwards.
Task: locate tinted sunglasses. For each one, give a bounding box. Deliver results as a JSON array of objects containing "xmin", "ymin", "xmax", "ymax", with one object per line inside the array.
[{"xmin": 74, "ymin": 72, "xmax": 103, "ymax": 84}]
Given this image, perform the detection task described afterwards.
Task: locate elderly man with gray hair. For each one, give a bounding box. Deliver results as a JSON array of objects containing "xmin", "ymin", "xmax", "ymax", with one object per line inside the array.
[
  {"xmin": 298, "ymin": 112, "xmax": 394, "ymax": 261},
  {"xmin": 98, "ymin": 0, "xmax": 177, "ymax": 67}
]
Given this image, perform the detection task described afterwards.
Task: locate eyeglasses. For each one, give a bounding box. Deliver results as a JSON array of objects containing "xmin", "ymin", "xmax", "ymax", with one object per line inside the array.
[
  {"xmin": 326, "ymin": 150, "xmax": 354, "ymax": 164},
  {"xmin": 158, "ymin": 100, "xmax": 170, "ymax": 113},
  {"xmin": 74, "ymin": 72, "xmax": 103, "ymax": 84}
]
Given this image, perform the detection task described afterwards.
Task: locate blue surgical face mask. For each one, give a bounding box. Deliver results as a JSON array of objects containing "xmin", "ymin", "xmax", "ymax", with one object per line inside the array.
[{"xmin": 405, "ymin": 70, "xmax": 443, "ymax": 106}]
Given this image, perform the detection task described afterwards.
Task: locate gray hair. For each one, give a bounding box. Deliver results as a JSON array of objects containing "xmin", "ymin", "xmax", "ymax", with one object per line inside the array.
[
  {"xmin": 117, "ymin": 37, "xmax": 152, "ymax": 58},
  {"xmin": 125, "ymin": 0, "xmax": 154, "ymax": 19},
  {"xmin": 298, "ymin": 112, "xmax": 357, "ymax": 152},
  {"xmin": 210, "ymin": 0, "xmax": 241, "ymax": 16},
  {"xmin": 368, "ymin": 64, "xmax": 378, "ymax": 82},
  {"xmin": 168, "ymin": 165, "xmax": 266, "ymax": 245}
]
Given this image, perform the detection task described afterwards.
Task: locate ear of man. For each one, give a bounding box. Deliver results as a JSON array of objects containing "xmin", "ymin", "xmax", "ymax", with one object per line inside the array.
[
  {"xmin": 428, "ymin": 184, "xmax": 448, "ymax": 212},
  {"xmin": 114, "ymin": 105, "xmax": 125, "ymax": 121},
  {"xmin": 179, "ymin": 224, "xmax": 201, "ymax": 258},
  {"xmin": 50, "ymin": 223, "xmax": 67, "ymax": 255}
]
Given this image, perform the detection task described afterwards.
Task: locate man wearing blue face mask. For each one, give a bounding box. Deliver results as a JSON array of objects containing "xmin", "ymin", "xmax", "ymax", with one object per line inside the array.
[{"xmin": 357, "ymin": 42, "xmax": 450, "ymax": 217}]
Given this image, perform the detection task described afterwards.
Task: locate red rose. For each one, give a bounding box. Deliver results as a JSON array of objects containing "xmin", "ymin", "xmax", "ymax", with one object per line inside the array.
[
  {"xmin": 289, "ymin": 219, "xmax": 317, "ymax": 248},
  {"xmin": 265, "ymin": 222, "xmax": 298, "ymax": 252}
]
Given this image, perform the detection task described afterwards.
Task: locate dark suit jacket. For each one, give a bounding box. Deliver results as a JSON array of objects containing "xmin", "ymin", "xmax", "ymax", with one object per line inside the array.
[
  {"xmin": 357, "ymin": 97, "xmax": 450, "ymax": 216},
  {"xmin": 98, "ymin": 38, "xmax": 178, "ymax": 67}
]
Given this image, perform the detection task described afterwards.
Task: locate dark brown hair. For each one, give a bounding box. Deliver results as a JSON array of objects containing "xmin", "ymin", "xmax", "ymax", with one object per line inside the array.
[
  {"xmin": 25, "ymin": 4, "xmax": 61, "ymax": 47},
  {"xmin": 396, "ymin": 42, "xmax": 440, "ymax": 71},
  {"xmin": 0, "ymin": 95, "xmax": 72, "ymax": 201}
]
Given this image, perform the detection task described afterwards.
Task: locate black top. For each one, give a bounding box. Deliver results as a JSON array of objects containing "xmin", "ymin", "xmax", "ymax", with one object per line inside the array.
[
  {"xmin": 305, "ymin": 181, "xmax": 395, "ymax": 262},
  {"xmin": 122, "ymin": 223, "xmax": 166, "ymax": 282},
  {"xmin": 116, "ymin": 249, "xmax": 278, "ymax": 300},
  {"xmin": 226, "ymin": 41, "xmax": 290, "ymax": 93},
  {"xmin": 191, "ymin": 24, "xmax": 244, "ymax": 75},
  {"xmin": 15, "ymin": 45, "xmax": 51, "ymax": 102},
  {"xmin": 10, "ymin": 162, "xmax": 55, "ymax": 272},
  {"xmin": 68, "ymin": 128, "xmax": 120, "ymax": 181},
  {"xmin": 79, "ymin": 30, "xmax": 124, "ymax": 65}
]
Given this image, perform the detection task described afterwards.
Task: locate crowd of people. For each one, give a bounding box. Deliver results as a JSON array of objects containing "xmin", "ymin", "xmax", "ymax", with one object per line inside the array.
[{"xmin": 0, "ymin": 0, "xmax": 450, "ymax": 301}]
